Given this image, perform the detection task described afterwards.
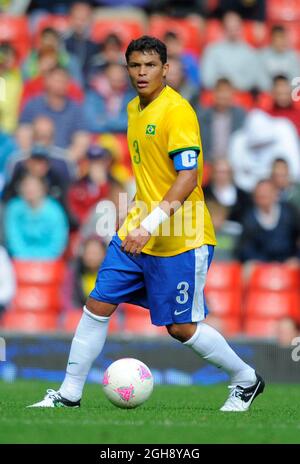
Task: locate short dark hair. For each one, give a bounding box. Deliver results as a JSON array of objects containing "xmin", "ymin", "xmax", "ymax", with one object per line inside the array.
[
  {"xmin": 125, "ymin": 35, "xmax": 167, "ymax": 64},
  {"xmin": 215, "ymin": 77, "xmax": 233, "ymax": 88},
  {"xmin": 271, "ymin": 24, "xmax": 286, "ymax": 35},
  {"xmin": 163, "ymin": 31, "xmax": 178, "ymax": 42},
  {"xmin": 41, "ymin": 27, "xmax": 60, "ymax": 38},
  {"xmin": 46, "ymin": 65, "xmax": 69, "ymax": 76},
  {"xmin": 273, "ymin": 74, "xmax": 289, "ymax": 85},
  {"xmin": 272, "ymin": 157, "xmax": 288, "ymax": 166},
  {"xmin": 103, "ymin": 33, "xmax": 122, "ymax": 48}
]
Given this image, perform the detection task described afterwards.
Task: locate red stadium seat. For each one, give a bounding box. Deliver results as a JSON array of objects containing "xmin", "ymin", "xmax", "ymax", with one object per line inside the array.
[
  {"xmin": 200, "ymin": 90, "xmax": 254, "ymax": 110},
  {"xmin": 9, "ymin": 285, "xmax": 61, "ymax": 313},
  {"xmin": 62, "ymin": 309, "xmax": 120, "ymax": 333},
  {"xmin": 0, "ymin": 15, "xmax": 30, "ymax": 61},
  {"xmin": 205, "ymin": 261, "xmax": 243, "ymax": 330},
  {"xmin": 285, "ymin": 20, "xmax": 300, "ymax": 50},
  {"xmin": 204, "ymin": 19, "xmax": 269, "ymax": 48},
  {"xmin": 205, "ymin": 315, "xmax": 242, "ymax": 337},
  {"xmin": 91, "ymin": 19, "xmax": 145, "ymax": 48},
  {"xmin": 1, "ymin": 310, "xmax": 58, "ymax": 332},
  {"xmin": 267, "ymin": 0, "xmax": 300, "ymax": 22},
  {"xmin": 204, "ymin": 19, "xmax": 224, "ymax": 45},
  {"xmin": 243, "ymin": 21, "xmax": 270, "ymax": 48},
  {"xmin": 254, "ymin": 92, "xmax": 273, "ymax": 111},
  {"xmin": 122, "ymin": 303, "xmax": 167, "ymax": 336},
  {"xmin": 205, "ymin": 289, "xmax": 242, "ymax": 318},
  {"xmin": 244, "ymin": 290, "xmax": 300, "ymax": 321},
  {"xmin": 244, "ymin": 317, "xmax": 280, "ymax": 338},
  {"xmin": 13, "ymin": 260, "xmax": 66, "ymax": 285},
  {"xmin": 255, "ymin": 92, "xmax": 300, "ymax": 111},
  {"xmin": 247, "ymin": 263, "xmax": 300, "ymax": 291},
  {"xmin": 148, "ymin": 16, "xmax": 203, "ymax": 56},
  {"xmin": 206, "ymin": 261, "xmax": 242, "ymax": 290}
]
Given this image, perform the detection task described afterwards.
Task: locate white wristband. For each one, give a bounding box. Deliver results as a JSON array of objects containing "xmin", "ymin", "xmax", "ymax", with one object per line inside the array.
[{"xmin": 141, "ymin": 206, "xmax": 169, "ymax": 235}]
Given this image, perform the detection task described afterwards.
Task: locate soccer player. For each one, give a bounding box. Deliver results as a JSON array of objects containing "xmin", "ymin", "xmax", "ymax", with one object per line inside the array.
[{"xmin": 29, "ymin": 36, "xmax": 264, "ymax": 411}]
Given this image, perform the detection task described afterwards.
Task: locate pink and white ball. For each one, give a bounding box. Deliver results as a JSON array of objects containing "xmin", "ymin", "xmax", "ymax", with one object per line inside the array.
[{"xmin": 102, "ymin": 358, "xmax": 154, "ymax": 409}]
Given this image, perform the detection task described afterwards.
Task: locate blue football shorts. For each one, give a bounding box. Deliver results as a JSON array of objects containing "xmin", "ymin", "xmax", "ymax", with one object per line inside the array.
[{"xmin": 90, "ymin": 235, "xmax": 214, "ymax": 326}]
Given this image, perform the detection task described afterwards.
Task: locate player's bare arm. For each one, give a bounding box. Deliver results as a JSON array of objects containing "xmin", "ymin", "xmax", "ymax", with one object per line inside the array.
[{"xmin": 121, "ymin": 169, "xmax": 198, "ymax": 255}]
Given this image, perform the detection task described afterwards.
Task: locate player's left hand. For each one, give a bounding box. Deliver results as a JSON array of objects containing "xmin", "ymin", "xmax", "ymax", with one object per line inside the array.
[{"xmin": 121, "ymin": 226, "xmax": 151, "ymax": 256}]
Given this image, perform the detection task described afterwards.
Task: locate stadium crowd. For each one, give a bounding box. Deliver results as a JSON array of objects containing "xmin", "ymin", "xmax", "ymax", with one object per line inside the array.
[{"xmin": 0, "ymin": 0, "xmax": 299, "ymax": 341}]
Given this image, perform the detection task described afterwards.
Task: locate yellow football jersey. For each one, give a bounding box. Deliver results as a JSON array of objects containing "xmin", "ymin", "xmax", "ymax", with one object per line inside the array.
[{"xmin": 118, "ymin": 85, "xmax": 216, "ymax": 256}]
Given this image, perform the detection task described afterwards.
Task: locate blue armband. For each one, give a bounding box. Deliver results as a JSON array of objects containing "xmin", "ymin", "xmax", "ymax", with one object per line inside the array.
[{"xmin": 172, "ymin": 150, "xmax": 199, "ymax": 171}]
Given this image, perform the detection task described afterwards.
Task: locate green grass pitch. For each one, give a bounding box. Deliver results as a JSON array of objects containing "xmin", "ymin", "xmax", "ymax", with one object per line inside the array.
[{"xmin": 0, "ymin": 380, "xmax": 300, "ymax": 444}]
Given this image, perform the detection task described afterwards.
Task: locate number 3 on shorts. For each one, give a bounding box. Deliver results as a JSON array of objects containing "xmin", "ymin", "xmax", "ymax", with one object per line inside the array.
[{"xmin": 176, "ymin": 281, "xmax": 189, "ymax": 304}]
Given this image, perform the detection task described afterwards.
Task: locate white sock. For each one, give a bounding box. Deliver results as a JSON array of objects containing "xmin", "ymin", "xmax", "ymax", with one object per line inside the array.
[
  {"xmin": 59, "ymin": 306, "xmax": 109, "ymax": 402},
  {"xmin": 184, "ymin": 322, "xmax": 256, "ymax": 387}
]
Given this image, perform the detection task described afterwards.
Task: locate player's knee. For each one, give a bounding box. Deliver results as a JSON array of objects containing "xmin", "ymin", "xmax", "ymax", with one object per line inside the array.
[
  {"xmin": 85, "ymin": 297, "xmax": 117, "ymax": 318},
  {"xmin": 166, "ymin": 323, "xmax": 196, "ymax": 343}
]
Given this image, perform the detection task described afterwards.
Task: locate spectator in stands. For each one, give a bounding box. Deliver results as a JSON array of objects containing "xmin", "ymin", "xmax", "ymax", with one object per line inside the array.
[
  {"xmin": 0, "ymin": 43, "xmax": 23, "ymax": 134},
  {"xmin": 266, "ymin": 75, "xmax": 300, "ymax": 136},
  {"xmin": 21, "ymin": 45, "xmax": 83, "ymax": 110},
  {"xmin": 0, "ymin": 245, "xmax": 15, "ymax": 316},
  {"xmin": 14, "ymin": 125, "xmax": 33, "ymax": 154},
  {"xmin": 79, "ymin": 158, "xmax": 125, "ymax": 246},
  {"xmin": 22, "ymin": 27, "xmax": 82, "ymax": 85},
  {"xmin": 228, "ymin": 109, "xmax": 300, "ymax": 192},
  {"xmin": 276, "ymin": 317, "xmax": 300, "ymax": 348},
  {"xmin": 204, "ymin": 158, "xmax": 251, "ymax": 224},
  {"xmin": 196, "ymin": 78, "xmax": 246, "ymax": 161},
  {"xmin": 270, "ymin": 158, "xmax": 300, "ymax": 215},
  {"xmin": 2, "ymin": 145, "xmax": 69, "ymax": 212},
  {"xmin": 6, "ymin": 117, "xmax": 75, "ymax": 185},
  {"xmin": 206, "ymin": 199, "xmax": 242, "ymax": 261},
  {"xmin": 163, "ymin": 31, "xmax": 200, "ymax": 87},
  {"xmin": 166, "ymin": 57, "xmax": 198, "ymax": 104},
  {"xmin": 19, "ymin": 66, "xmax": 87, "ymax": 149},
  {"xmin": 0, "ymin": 129, "xmax": 17, "ymax": 195},
  {"xmin": 68, "ymin": 145, "xmax": 115, "ymax": 226},
  {"xmin": 259, "ymin": 25, "xmax": 300, "ymax": 91},
  {"xmin": 64, "ymin": 1, "xmax": 98, "ymax": 83},
  {"xmin": 84, "ymin": 63, "xmax": 135, "ymax": 133},
  {"xmin": 201, "ymin": 11, "xmax": 260, "ymax": 91},
  {"xmin": 3, "ymin": 143, "xmax": 77, "ymax": 233},
  {"xmin": 89, "ymin": 33, "xmax": 125, "ymax": 79},
  {"xmin": 237, "ymin": 179, "xmax": 300, "ymax": 263},
  {"xmin": 71, "ymin": 236, "xmax": 106, "ymax": 308},
  {"xmin": 4, "ymin": 174, "xmax": 68, "ymax": 260}
]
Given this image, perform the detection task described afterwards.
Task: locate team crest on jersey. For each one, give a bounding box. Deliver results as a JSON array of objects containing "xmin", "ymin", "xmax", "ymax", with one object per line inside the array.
[{"xmin": 146, "ymin": 124, "xmax": 156, "ymax": 135}]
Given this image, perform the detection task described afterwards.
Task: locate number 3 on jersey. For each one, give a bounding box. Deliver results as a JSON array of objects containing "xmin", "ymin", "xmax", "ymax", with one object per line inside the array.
[
  {"xmin": 133, "ymin": 140, "xmax": 141, "ymax": 164},
  {"xmin": 176, "ymin": 281, "xmax": 189, "ymax": 304}
]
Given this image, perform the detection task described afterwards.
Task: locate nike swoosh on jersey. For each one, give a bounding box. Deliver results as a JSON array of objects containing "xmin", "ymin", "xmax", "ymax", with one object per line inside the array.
[{"xmin": 174, "ymin": 308, "xmax": 190, "ymax": 316}]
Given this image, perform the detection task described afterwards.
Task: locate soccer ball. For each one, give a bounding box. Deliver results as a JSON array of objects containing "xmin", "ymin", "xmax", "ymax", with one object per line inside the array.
[{"xmin": 102, "ymin": 358, "xmax": 154, "ymax": 409}]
